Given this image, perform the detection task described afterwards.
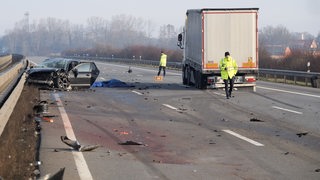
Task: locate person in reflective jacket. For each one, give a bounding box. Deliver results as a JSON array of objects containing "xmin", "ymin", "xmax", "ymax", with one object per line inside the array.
[
  {"xmin": 157, "ymin": 51, "xmax": 167, "ymax": 77},
  {"xmin": 219, "ymin": 52, "xmax": 238, "ymax": 99}
]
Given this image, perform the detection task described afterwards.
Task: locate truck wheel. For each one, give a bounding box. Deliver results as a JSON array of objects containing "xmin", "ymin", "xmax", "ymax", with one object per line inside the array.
[
  {"xmin": 195, "ymin": 70, "xmax": 200, "ymax": 88},
  {"xmin": 182, "ymin": 66, "xmax": 188, "ymax": 85},
  {"xmin": 199, "ymin": 73, "xmax": 207, "ymax": 89},
  {"xmin": 186, "ymin": 67, "xmax": 191, "ymax": 85}
]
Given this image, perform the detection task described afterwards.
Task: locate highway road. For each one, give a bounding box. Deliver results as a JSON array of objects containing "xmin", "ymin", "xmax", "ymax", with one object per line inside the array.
[{"xmin": 30, "ymin": 57, "xmax": 320, "ymax": 180}]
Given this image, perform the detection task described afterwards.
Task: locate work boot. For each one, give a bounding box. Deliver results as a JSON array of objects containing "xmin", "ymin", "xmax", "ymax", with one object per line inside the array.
[{"xmin": 229, "ymin": 91, "xmax": 234, "ymax": 98}]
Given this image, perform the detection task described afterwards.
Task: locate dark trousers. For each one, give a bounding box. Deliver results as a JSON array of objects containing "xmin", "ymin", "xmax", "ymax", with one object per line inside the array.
[
  {"xmin": 157, "ymin": 66, "xmax": 166, "ymax": 76},
  {"xmin": 224, "ymin": 76, "xmax": 234, "ymax": 98}
]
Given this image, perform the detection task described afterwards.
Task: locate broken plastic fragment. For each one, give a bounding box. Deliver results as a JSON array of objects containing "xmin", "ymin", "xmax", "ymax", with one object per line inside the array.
[
  {"xmin": 60, "ymin": 136, "xmax": 100, "ymax": 152},
  {"xmin": 60, "ymin": 136, "xmax": 81, "ymax": 150},
  {"xmin": 119, "ymin": 140, "xmax": 144, "ymax": 145},
  {"xmin": 296, "ymin": 132, "xmax": 308, "ymax": 137},
  {"xmin": 80, "ymin": 145, "xmax": 101, "ymax": 152},
  {"xmin": 250, "ymin": 118, "xmax": 264, "ymax": 122}
]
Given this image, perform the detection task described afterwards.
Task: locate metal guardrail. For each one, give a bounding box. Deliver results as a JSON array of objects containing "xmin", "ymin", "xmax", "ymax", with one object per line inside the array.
[
  {"xmin": 258, "ymin": 68, "xmax": 320, "ymax": 88},
  {"xmin": 67, "ymin": 56, "xmax": 182, "ymax": 69},
  {"xmin": 66, "ymin": 56, "xmax": 320, "ymax": 88}
]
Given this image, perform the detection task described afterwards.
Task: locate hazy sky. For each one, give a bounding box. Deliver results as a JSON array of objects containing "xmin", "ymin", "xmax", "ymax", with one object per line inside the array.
[{"xmin": 1, "ymin": 0, "xmax": 319, "ymax": 36}]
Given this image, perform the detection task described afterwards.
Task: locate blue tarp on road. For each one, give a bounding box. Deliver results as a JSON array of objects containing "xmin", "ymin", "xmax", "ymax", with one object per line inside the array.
[{"xmin": 92, "ymin": 79, "xmax": 134, "ymax": 88}]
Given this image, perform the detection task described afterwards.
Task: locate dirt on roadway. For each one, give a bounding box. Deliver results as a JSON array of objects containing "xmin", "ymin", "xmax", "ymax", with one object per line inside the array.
[{"xmin": 0, "ymin": 85, "xmax": 39, "ymax": 179}]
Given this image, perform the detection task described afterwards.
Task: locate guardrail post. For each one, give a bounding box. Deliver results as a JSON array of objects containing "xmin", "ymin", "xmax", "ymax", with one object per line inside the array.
[
  {"xmin": 274, "ymin": 74, "xmax": 277, "ymax": 82},
  {"xmin": 284, "ymin": 75, "xmax": 286, "ymax": 83},
  {"xmin": 294, "ymin": 76, "xmax": 297, "ymax": 85},
  {"xmin": 305, "ymin": 77, "xmax": 308, "ymax": 86}
]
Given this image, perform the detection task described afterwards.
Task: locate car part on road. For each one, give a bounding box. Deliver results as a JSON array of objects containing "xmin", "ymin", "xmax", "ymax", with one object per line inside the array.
[
  {"xmin": 119, "ymin": 140, "xmax": 145, "ymax": 146},
  {"xmin": 60, "ymin": 136, "xmax": 101, "ymax": 152}
]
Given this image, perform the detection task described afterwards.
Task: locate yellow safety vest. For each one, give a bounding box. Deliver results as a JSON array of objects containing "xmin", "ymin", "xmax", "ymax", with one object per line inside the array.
[
  {"xmin": 219, "ymin": 56, "xmax": 238, "ymax": 80},
  {"xmin": 159, "ymin": 53, "xmax": 167, "ymax": 67}
]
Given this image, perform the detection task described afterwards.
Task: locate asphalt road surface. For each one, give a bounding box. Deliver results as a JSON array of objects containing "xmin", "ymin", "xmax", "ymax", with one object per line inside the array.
[{"xmin": 30, "ymin": 58, "xmax": 320, "ymax": 180}]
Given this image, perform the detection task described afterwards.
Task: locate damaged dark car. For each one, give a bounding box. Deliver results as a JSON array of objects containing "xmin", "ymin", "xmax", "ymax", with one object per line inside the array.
[{"xmin": 26, "ymin": 58, "xmax": 100, "ymax": 90}]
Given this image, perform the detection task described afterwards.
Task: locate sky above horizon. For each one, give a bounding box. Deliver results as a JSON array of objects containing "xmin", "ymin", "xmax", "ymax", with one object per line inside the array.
[{"xmin": 1, "ymin": 0, "xmax": 319, "ymax": 37}]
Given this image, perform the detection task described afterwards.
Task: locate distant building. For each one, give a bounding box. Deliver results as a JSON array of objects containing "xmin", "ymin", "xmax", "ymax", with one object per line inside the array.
[{"xmin": 265, "ymin": 38, "xmax": 319, "ymax": 59}]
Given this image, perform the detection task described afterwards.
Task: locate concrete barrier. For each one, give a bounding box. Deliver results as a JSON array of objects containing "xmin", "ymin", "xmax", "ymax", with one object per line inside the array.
[
  {"xmin": 0, "ymin": 73, "xmax": 26, "ymax": 136},
  {"xmin": 0, "ymin": 62, "xmax": 24, "ymax": 92},
  {"xmin": 0, "ymin": 55, "xmax": 26, "ymax": 136}
]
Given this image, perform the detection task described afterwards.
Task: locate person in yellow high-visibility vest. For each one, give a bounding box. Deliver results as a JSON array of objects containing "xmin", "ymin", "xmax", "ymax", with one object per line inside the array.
[
  {"xmin": 157, "ymin": 51, "xmax": 167, "ymax": 77},
  {"xmin": 219, "ymin": 51, "xmax": 238, "ymax": 99}
]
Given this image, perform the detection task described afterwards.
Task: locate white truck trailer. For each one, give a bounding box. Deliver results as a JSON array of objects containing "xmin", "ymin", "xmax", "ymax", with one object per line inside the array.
[{"xmin": 177, "ymin": 8, "xmax": 259, "ymax": 91}]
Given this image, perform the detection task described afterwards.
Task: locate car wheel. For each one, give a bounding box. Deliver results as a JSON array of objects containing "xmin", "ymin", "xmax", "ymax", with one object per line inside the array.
[{"xmin": 54, "ymin": 74, "xmax": 70, "ymax": 90}]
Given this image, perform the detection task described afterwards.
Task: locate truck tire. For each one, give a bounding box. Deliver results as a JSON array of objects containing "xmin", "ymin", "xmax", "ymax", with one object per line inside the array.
[
  {"xmin": 186, "ymin": 66, "xmax": 191, "ymax": 86},
  {"xmin": 195, "ymin": 70, "xmax": 200, "ymax": 89},
  {"xmin": 198, "ymin": 73, "xmax": 207, "ymax": 89},
  {"xmin": 195, "ymin": 70, "xmax": 206, "ymax": 89},
  {"xmin": 182, "ymin": 66, "xmax": 188, "ymax": 85}
]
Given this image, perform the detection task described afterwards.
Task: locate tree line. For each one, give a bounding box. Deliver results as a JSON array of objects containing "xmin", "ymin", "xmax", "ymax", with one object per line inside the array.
[
  {"xmin": 0, "ymin": 15, "xmax": 182, "ymax": 61},
  {"xmin": 1, "ymin": 15, "xmax": 319, "ymax": 72}
]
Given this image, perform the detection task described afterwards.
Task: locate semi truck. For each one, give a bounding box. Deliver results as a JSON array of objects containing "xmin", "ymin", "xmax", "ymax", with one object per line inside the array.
[{"xmin": 177, "ymin": 8, "xmax": 259, "ymax": 91}]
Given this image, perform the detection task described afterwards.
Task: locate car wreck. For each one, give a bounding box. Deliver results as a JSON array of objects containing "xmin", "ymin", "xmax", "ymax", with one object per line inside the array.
[{"xmin": 26, "ymin": 58, "xmax": 100, "ymax": 90}]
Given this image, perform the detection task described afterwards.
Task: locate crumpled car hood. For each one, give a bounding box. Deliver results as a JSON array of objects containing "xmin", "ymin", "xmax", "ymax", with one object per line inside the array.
[{"xmin": 27, "ymin": 67, "xmax": 59, "ymax": 74}]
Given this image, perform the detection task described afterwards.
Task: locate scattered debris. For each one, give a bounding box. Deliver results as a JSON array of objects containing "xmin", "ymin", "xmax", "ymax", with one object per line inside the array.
[
  {"xmin": 43, "ymin": 114, "xmax": 57, "ymax": 118},
  {"xmin": 181, "ymin": 97, "xmax": 191, "ymax": 100},
  {"xmin": 119, "ymin": 140, "xmax": 144, "ymax": 146},
  {"xmin": 250, "ymin": 118, "xmax": 264, "ymax": 122},
  {"xmin": 296, "ymin": 132, "xmax": 308, "ymax": 137},
  {"xmin": 153, "ymin": 159, "xmax": 162, "ymax": 163},
  {"xmin": 118, "ymin": 152, "xmax": 127, "ymax": 156},
  {"xmin": 30, "ymin": 161, "xmax": 42, "ymax": 167},
  {"xmin": 42, "ymin": 117, "xmax": 54, "ymax": 123},
  {"xmin": 60, "ymin": 136, "xmax": 81, "ymax": 150},
  {"xmin": 60, "ymin": 136, "xmax": 100, "ymax": 152},
  {"xmin": 178, "ymin": 108, "xmax": 187, "ymax": 111},
  {"xmin": 119, "ymin": 131, "xmax": 129, "ymax": 135},
  {"xmin": 315, "ymin": 169, "xmax": 320, "ymax": 172},
  {"xmin": 33, "ymin": 101, "xmax": 49, "ymax": 114},
  {"xmin": 284, "ymin": 152, "xmax": 289, "ymax": 155},
  {"xmin": 209, "ymin": 140, "xmax": 216, "ymax": 145},
  {"xmin": 80, "ymin": 145, "xmax": 102, "ymax": 152},
  {"xmin": 38, "ymin": 167, "xmax": 65, "ymax": 180},
  {"xmin": 127, "ymin": 66, "xmax": 132, "ymax": 73},
  {"xmin": 33, "ymin": 169, "xmax": 41, "ymax": 177}
]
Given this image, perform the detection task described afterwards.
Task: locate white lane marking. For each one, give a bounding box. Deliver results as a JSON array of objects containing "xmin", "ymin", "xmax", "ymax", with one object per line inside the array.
[
  {"xmin": 212, "ymin": 92, "xmax": 225, "ymax": 97},
  {"xmin": 54, "ymin": 94, "xmax": 93, "ymax": 180},
  {"xmin": 132, "ymin": 90, "xmax": 143, "ymax": 95},
  {"xmin": 223, "ymin": 129, "xmax": 264, "ymax": 147},
  {"xmin": 257, "ymin": 86, "xmax": 320, "ymax": 98},
  {"xmin": 162, "ymin": 104, "xmax": 179, "ymax": 111},
  {"xmin": 272, "ymin": 106, "xmax": 303, "ymax": 115}
]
